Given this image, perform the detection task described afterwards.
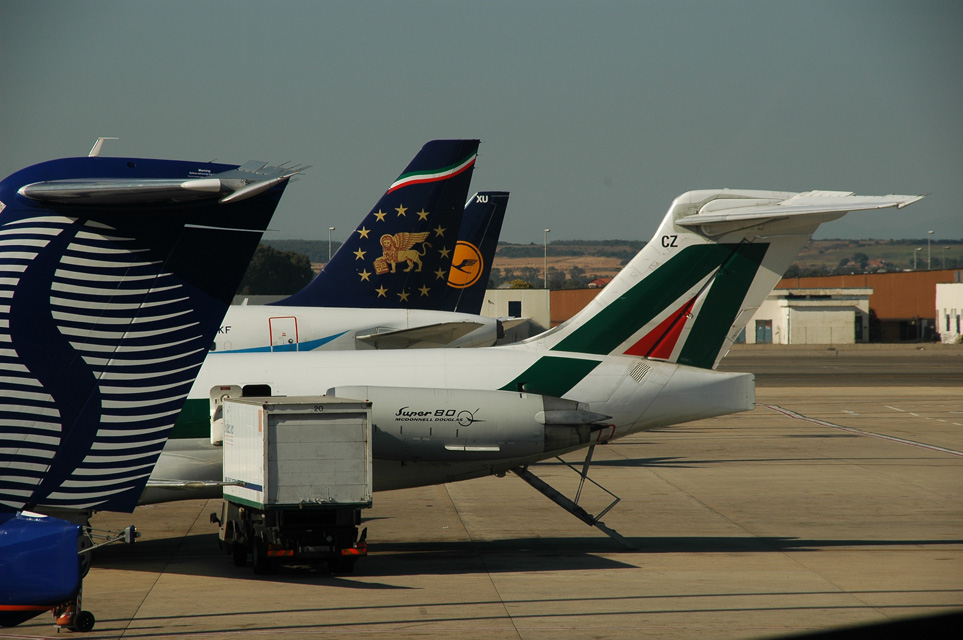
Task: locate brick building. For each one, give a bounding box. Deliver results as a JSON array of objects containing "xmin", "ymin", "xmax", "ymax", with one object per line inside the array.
[{"xmin": 538, "ymin": 269, "xmax": 963, "ymax": 343}]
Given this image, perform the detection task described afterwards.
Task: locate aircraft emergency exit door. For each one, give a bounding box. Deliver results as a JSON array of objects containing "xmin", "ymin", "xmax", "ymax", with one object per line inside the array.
[{"xmin": 269, "ymin": 316, "xmax": 299, "ymax": 351}]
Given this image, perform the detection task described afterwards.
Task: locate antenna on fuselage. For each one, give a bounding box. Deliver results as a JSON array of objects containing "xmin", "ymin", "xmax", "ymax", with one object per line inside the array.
[{"xmin": 89, "ymin": 137, "xmax": 119, "ymax": 157}]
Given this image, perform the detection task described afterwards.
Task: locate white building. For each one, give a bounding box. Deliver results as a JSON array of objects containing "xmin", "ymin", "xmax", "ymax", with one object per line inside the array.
[
  {"xmin": 936, "ymin": 283, "xmax": 963, "ymax": 344},
  {"xmin": 482, "ymin": 288, "xmax": 551, "ymax": 343},
  {"xmin": 743, "ymin": 288, "xmax": 872, "ymax": 345}
]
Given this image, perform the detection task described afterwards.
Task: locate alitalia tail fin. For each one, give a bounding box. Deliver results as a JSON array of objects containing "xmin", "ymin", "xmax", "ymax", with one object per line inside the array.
[
  {"xmin": 443, "ymin": 191, "xmax": 508, "ymax": 314},
  {"xmin": 539, "ymin": 189, "xmax": 923, "ymax": 368},
  {"xmin": 0, "ymin": 155, "xmax": 293, "ymax": 514},
  {"xmin": 278, "ymin": 140, "xmax": 479, "ymax": 309}
]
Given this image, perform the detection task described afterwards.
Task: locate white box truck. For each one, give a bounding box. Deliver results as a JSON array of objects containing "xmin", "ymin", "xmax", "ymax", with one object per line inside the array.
[{"xmin": 214, "ymin": 396, "xmax": 372, "ymax": 574}]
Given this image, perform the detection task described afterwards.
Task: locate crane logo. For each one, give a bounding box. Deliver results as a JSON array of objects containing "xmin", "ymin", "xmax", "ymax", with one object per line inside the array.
[{"xmin": 447, "ymin": 240, "xmax": 483, "ymax": 289}]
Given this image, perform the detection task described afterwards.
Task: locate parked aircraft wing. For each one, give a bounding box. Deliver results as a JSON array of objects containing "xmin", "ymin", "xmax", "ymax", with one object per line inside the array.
[{"xmin": 356, "ymin": 320, "xmax": 486, "ymax": 349}]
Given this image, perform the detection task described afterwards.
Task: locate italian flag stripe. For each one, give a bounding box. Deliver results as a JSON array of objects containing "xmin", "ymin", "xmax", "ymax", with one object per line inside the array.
[
  {"xmin": 498, "ymin": 355, "xmax": 601, "ymax": 397},
  {"xmin": 387, "ymin": 153, "xmax": 477, "ymax": 194}
]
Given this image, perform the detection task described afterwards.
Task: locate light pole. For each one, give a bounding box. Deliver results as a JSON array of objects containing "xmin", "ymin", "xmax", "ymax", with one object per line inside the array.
[
  {"xmin": 328, "ymin": 226, "xmax": 336, "ymax": 263},
  {"xmin": 927, "ymin": 230, "xmax": 934, "ymax": 270},
  {"xmin": 543, "ymin": 228, "xmax": 551, "ymax": 290},
  {"xmin": 914, "ymin": 247, "xmax": 921, "ymax": 270}
]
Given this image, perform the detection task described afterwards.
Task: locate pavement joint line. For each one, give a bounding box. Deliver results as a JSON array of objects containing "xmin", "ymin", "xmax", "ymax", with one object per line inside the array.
[
  {"xmin": 653, "ymin": 431, "xmax": 885, "ymax": 609},
  {"xmin": 122, "ymin": 501, "xmax": 211, "ymax": 638},
  {"xmin": 764, "ymin": 405, "xmax": 963, "ymax": 458},
  {"xmin": 443, "ymin": 483, "xmax": 523, "ymax": 640}
]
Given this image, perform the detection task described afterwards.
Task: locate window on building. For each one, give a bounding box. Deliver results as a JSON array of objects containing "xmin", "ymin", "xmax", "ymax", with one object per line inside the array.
[
  {"xmin": 508, "ymin": 300, "xmax": 522, "ymax": 318},
  {"xmin": 755, "ymin": 319, "xmax": 773, "ymax": 344}
]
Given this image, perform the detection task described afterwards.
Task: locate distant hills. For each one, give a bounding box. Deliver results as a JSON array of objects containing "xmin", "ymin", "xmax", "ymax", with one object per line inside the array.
[
  {"xmin": 263, "ymin": 238, "xmax": 962, "ymax": 287},
  {"xmin": 788, "ymin": 239, "xmax": 961, "ymax": 276}
]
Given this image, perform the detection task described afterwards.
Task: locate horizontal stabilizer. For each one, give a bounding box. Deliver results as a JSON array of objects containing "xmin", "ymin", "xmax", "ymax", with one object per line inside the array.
[
  {"xmin": 357, "ymin": 320, "xmax": 484, "ymax": 349},
  {"xmin": 18, "ymin": 162, "xmax": 300, "ymax": 206},
  {"xmin": 678, "ymin": 191, "xmax": 924, "ymax": 230},
  {"xmin": 219, "ymin": 173, "xmax": 298, "ymax": 204},
  {"xmin": 549, "ymin": 187, "xmax": 924, "ymax": 370},
  {"xmin": 20, "ymin": 177, "xmax": 226, "ymax": 204}
]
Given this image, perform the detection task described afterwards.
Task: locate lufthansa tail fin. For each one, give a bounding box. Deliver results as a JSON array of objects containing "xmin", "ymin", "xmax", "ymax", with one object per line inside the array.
[
  {"xmin": 538, "ymin": 190, "xmax": 923, "ymax": 369},
  {"xmin": 278, "ymin": 139, "xmax": 479, "ymax": 309},
  {"xmin": 0, "ymin": 155, "xmax": 293, "ymax": 514},
  {"xmin": 443, "ymin": 191, "xmax": 508, "ymax": 314}
]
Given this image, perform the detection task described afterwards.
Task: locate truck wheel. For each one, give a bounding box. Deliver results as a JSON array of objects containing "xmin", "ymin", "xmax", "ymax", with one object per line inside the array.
[
  {"xmin": 252, "ymin": 539, "xmax": 270, "ymax": 575},
  {"xmin": 232, "ymin": 541, "xmax": 247, "ymax": 566}
]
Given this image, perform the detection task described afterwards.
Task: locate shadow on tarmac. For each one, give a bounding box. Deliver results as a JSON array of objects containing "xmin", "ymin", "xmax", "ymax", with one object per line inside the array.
[
  {"xmin": 91, "ymin": 530, "xmax": 963, "ymax": 582},
  {"xmin": 82, "ymin": 593, "xmax": 963, "ymax": 639}
]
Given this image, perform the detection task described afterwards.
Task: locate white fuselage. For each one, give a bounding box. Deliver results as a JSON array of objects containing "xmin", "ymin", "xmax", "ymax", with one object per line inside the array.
[
  {"xmin": 148, "ymin": 187, "xmax": 924, "ymax": 505},
  {"xmin": 213, "ymin": 304, "xmax": 499, "ymax": 353},
  {"xmin": 144, "ymin": 345, "xmax": 753, "ymax": 503}
]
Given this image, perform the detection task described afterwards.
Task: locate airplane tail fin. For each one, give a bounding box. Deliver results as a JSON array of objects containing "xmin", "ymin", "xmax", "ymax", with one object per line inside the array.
[
  {"xmin": 443, "ymin": 191, "xmax": 508, "ymax": 314},
  {"xmin": 278, "ymin": 139, "xmax": 480, "ymax": 309},
  {"xmin": 0, "ymin": 155, "xmax": 293, "ymax": 513},
  {"xmin": 537, "ymin": 190, "xmax": 923, "ymax": 368}
]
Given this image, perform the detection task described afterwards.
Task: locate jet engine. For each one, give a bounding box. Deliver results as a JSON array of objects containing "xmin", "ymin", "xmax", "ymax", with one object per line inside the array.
[
  {"xmin": 0, "ymin": 512, "xmax": 80, "ymax": 627},
  {"xmin": 327, "ymin": 386, "xmax": 611, "ymax": 462}
]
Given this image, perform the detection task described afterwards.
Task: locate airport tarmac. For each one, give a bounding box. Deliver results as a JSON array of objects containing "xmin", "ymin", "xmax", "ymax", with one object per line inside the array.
[{"xmin": 6, "ymin": 346, "xmax": 962, "ymax": 639}]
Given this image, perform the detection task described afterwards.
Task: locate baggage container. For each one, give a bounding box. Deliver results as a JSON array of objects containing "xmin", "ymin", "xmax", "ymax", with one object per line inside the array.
[{"xmin": 215, "ymin": 396, "xmax": 372, "ymax": 574}]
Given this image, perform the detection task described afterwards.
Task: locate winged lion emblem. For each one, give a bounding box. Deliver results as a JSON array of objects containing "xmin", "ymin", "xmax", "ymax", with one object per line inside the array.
[{"xmin": 374, "ymin": 231, "xmax": 432, "ymax": 274}]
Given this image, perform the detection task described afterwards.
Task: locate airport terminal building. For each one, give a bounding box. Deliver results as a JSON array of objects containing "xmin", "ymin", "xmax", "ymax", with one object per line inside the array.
[
  {"xmin": 742, "ymin": 288, "xmax": 872, "ymax": 344},
  {"xmin": 774, "ymin": 269, "xmax": 961, "ymax": 342},
  {"xmin": 487, "ymin": 269, "xmax": 963, "ymax": 345},
  {"xmin": 937, "ymin": 282, "xmax": 963, "ymax": 344}
]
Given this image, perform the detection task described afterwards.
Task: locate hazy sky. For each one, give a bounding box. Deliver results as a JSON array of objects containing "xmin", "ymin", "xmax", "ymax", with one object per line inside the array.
[{"xmin": 2, "ymin": 1, "xmax": 960, "ymax": 244}]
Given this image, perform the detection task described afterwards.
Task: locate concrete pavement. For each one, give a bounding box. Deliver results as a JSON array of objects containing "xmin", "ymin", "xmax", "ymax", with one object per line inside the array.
[{"xmin": 5, "ymin": 347, "xmax": 961, "ymax": 639}]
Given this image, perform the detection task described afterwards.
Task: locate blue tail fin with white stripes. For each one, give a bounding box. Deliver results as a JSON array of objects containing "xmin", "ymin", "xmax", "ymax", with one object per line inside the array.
[{"xmin": 0, "ymin": 155, "xmax": 294, "ymax": 514}]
